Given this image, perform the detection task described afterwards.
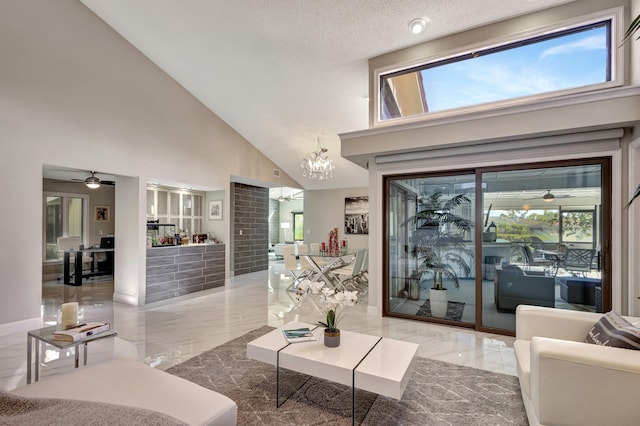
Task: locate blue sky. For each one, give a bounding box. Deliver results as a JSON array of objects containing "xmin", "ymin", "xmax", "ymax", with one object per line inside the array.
[{"xmin": 419, "ymin": 24, "xmax": 608, "ymax": 112}]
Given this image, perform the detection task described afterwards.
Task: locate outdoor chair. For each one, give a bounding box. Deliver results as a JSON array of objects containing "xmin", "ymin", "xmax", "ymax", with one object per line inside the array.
[{"xmin": 563, "ymin": 248, "xmax": 596, "ymax": 277}]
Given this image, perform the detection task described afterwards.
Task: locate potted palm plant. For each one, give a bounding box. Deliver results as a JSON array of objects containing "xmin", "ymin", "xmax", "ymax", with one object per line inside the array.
[{"xmin": 408, "ymin": 191, "xmax": 474, "ymax": 317}]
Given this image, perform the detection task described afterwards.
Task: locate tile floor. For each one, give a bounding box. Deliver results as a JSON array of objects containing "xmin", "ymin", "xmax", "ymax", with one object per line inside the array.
[{"xmin": 0, "ymin": 258, "xmax": 516, "ymax": 392}]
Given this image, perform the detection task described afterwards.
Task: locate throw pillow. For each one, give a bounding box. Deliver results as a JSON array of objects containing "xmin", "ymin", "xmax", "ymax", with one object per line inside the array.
[{"xmin": 584, "ymin": 311, "xmax": 640, "ymax": 350}]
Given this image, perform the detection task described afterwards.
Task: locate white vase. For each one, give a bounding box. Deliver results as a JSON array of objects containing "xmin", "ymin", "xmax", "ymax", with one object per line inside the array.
[{"xmin": 429, "ymin": 288, "xmax": 448, "ymax": 318}]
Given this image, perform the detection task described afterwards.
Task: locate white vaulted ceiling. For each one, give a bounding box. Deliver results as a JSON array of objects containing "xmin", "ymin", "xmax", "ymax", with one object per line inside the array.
[{"xmin": 80, "ymin": 0, "xmax": 574, "ymax": 190}]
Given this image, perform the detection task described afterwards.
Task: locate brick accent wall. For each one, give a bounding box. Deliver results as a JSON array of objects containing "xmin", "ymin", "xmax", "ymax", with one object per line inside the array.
[
  {"xmin": 269, "ymin": 198, "xmax": 280, "ymax": 246},
  {"xmin": 232, "ymin": 183, "xmax": 269, "ymax": 275}
]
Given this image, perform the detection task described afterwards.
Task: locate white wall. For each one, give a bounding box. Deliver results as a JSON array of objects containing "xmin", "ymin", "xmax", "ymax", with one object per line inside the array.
[
  {"xmin": 0, "ymin": 0, "xmax": 300, "ymax": 332},
  {"xmin": 204, "ymin": 190, "xmax": 227, "ymax": 243},
  {"xmin": 304, "ymin": 187, "xmax": 369, "ymax": 250}
]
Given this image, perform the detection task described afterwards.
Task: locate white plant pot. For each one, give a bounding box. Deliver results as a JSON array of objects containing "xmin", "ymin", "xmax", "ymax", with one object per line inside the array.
[{"xmin": 429, "ymin": 288, "xmax": 448, "ymax": 318}]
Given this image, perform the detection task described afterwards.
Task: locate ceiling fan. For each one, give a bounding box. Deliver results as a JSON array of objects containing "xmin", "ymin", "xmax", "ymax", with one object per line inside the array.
[
  {"xmin": 277, "ymin": 189, "xmax": 304, "ymax": 202},
  {"xmin": 526, "ymin": 189, "xmax": 573, "ymax": 203},
  {"xmin": 71, "ymin": 171, "xmax": 115, "ymax": 189}
]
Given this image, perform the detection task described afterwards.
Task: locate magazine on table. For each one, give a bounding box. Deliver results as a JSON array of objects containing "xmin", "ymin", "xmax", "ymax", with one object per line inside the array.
[
  {"xmin": 283, "ymin": 327, "xmax": 317, "ymax": 343},
  {"xmin": 52, "ymin": 322, "xmax": 111, "ymax": 342}
]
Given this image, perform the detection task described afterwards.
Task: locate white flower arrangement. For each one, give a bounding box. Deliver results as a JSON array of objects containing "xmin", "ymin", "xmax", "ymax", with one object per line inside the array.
[{"xmin": 295, "ymin": 280, "xmax": 358, "ymax": 332}]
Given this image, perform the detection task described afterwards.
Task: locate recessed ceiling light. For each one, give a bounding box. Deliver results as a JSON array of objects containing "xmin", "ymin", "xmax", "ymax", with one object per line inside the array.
[{"xmin": 409, "ymin": 18, "xmax": 426, "ymax": 35}]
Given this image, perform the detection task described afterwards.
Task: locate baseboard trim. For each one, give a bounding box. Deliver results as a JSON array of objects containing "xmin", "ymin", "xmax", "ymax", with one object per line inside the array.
[
  {"xmin": 0, "ymin": 316, "xmax": 42, "ymax": 337},
  {"xmin": 113, "ymin": 292, "xmax": 141, "ymax": 306}
]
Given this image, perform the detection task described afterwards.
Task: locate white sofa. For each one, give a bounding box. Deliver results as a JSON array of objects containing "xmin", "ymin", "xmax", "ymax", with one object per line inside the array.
[
  {"xmin": 11, "ymin": 357, "xmax": 237, "ymax": 425},
  {"xmin": 515, "ymin": 305, "xmax": 640, "ymax": 426}
]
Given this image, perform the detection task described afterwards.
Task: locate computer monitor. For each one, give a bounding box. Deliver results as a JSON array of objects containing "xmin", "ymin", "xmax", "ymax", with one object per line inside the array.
[{"xmin": 100, "ymin": 236, "xmax": 114, "ymax": 249}]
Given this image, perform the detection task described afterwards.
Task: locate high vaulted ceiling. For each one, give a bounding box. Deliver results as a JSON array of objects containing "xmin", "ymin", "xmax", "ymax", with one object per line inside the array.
[{"xmin": 80, "ymin": 0, "xmax": 574, "ymax": 190}]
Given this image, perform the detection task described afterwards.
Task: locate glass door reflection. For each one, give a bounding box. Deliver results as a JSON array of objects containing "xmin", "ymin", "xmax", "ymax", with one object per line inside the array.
[{"xmin": 386, "ymin": 173, "xmax": 476, "ymax": 324}]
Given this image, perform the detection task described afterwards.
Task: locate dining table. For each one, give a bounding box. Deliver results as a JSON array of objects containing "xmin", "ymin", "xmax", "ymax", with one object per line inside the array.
[
  {"xmin": 538, "ymin": 249, "xmax": 565, "ymax": 276},
  {"xmin": 300, "ymin": 251, "xmax": 356, "ymax": 290}
]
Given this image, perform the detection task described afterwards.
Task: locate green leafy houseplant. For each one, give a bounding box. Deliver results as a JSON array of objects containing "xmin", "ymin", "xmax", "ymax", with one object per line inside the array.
[
  {"xmin": 623, "ymin": 16, "xmax": 640, "ymax": 209},
  {"xmin": 409, "ymin": 192, "xmax": 474, "ymax": 290},
  {"xmin": 624, "ymin": 14, "xmax": 640, "ymax": 43}
]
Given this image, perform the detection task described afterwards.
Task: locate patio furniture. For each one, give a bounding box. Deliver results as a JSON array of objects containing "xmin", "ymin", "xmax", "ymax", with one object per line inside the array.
[{"xmin": 563, "ymin": 248, "xmax": 596, "ymax": 276}]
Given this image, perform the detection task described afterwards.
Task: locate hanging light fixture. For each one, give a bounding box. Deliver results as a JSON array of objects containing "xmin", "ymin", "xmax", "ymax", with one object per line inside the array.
[
  {"xmin": 84, "ymin": 171, "xmax": 101, "ymax": 189},
  {"xmin": 300, "ymin": 137, "xmax": 335, "ymax": 180},
  {"xmin": 278, "ymin": 187, "xmax": 285, "ymax": 202}
]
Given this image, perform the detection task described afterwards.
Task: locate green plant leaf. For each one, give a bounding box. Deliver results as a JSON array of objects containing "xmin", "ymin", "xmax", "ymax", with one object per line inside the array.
[{"xmin": 623, "ymin": 14, "xmax": 640, "ymax": 42}]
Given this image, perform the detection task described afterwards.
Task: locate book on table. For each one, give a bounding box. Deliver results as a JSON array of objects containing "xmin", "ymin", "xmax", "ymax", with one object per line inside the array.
[
  {"xmin": 283, "ymin": 327, "xmax": 316, "ymax": 343},
  {"xmin": 52, "ymin": 322, "xmax": 111, "ymax": 342}
]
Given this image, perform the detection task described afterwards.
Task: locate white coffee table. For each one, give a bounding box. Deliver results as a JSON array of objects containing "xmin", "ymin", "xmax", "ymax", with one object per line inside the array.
[{"xmin": 247, "ymin": 322, "xmax": 418, "ymax": 424}]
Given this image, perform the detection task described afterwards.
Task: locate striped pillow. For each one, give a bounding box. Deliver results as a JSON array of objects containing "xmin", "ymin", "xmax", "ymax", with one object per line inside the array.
[{"xmin": 584, "ymin": 311, "xmax": 640, "ymax": 350}]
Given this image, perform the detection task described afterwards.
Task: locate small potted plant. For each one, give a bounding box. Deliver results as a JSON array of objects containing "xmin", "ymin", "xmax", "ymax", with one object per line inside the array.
[
  {"xmin": 317, "ymin": 288, "xmax": 358, "ymax": 347},
  {"xmin": 296, "ymin": 281, "xmax": 358, "ymax": 347}
]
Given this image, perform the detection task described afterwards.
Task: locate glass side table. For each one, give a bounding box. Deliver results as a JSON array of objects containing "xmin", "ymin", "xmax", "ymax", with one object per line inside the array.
[{"xmin": 27, "ymin": 325, "xmax": 117, "ymax": 384}]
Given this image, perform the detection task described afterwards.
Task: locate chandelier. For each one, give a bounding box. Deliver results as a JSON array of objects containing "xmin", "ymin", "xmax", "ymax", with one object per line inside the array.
[{"xmin": 300, "ymin": 138, "xmax": 335, "ymax": 180}]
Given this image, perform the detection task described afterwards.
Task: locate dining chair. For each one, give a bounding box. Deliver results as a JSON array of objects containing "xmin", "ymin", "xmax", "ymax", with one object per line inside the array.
[
  {"xmin": 283, "ymin": 245, "xmax": 311, "ymax": 291},
  {"xmin": 359, "ymin": 249, "xmax": 369, "ymax": 281},
  {"xmin": 332, "ymin": 249, "xmax": 367, "ymax": 291},
  {"xmin": 296, "ymin": 244, "xmax": 316, "ymax": 280}
]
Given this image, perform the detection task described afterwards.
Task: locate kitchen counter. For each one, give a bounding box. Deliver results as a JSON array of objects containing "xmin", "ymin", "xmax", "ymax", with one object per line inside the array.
[{"xmin": 145, "ymin": 244, "xmax": 225, "ymax": 303}]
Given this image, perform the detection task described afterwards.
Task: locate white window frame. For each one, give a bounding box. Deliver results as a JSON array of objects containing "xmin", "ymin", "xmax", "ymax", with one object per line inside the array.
[
  {"xmin": 373, "ymin": 7, "xmax": 624, "ymax": 127},
  {"xmin": 43, "ymin": 191, "xmax": 90, "ymax": 262},
  {"xmin": 146, "ymin": 186, "xmax": 204, "ymax": 234}
]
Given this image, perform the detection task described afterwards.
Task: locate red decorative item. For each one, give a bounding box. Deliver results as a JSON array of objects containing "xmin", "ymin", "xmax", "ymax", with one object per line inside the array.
[
  {"xmin": 342, "ymin": 240, "xmax": 346, "ymax": 247},
  {"xmin": 327, "ymin": 228, "xmax": 340, "ymax": 255},
  {"xmin": 321, "ymin": 242, "xmax": 326, "ymax": 252}
]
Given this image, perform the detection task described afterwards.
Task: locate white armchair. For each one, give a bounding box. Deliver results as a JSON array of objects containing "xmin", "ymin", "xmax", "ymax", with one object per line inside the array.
[{"xmin": 515, "ymin": 305, "xmax": 640, "ymax": 426}]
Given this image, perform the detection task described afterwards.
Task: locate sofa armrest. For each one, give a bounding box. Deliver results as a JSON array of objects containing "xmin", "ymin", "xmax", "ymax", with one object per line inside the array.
[
  {"xmin": 530, "ymin": 336, "xmax": 640, "ymax": 426},
  {"xmin": 516, "ymin": 305, "xmax": 603, "ymax": 342}
]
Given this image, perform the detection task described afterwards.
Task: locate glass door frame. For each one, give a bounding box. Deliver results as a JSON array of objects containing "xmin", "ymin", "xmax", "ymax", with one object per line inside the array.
[{"xmin": 382, "ymin": 157, "xmax": 612, "ymax": 336}]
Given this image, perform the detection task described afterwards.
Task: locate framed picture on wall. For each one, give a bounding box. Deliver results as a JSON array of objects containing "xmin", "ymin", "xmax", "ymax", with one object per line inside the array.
[
  {"xmin": 209, "ymin": 200, "xmax": 223, "ymax": 220},
  {"xmin": 95, "ymin": 205, "xmax": 110, "ymax": 222},
  {"xmin": 344, "ymin": 196, "xmax": 369, "ymax": 234}
]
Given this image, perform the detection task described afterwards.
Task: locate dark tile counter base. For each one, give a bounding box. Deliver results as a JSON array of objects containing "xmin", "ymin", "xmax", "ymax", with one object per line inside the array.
[{"xmin": 146, "ymin": 244, "xmax": 225, "ymax": 304}]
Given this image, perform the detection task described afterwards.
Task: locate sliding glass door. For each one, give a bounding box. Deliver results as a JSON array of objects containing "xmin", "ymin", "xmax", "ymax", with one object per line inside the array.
[
  {"xmin": 384, "ymin": 159, "xmax": 610, "ymax": 334},
  {"xmin": 385, "ymin": 172, "xmax": 476, "ymax": 324}
]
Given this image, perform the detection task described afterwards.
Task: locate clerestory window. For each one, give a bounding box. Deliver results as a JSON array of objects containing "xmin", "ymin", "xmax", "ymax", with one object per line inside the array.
[{"xmin": 379, "ymin": 18, "xmax": 613, "ymax": 123}]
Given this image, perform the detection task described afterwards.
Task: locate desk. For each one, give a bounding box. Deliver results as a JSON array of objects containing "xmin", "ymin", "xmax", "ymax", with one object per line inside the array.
[
  {"xmin": 302, "ymin": 251, "xmax": 355, "ymax": 290},
  {"xmin": 26, "ymin": 325, "xmax": 117, "ymax": 384},
  {"xmin": 63, "ymin": 248, "xmax": 115, "ymax": 286}
]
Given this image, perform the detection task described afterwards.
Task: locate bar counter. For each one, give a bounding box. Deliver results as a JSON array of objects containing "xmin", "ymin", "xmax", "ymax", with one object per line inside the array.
[{"xmin": 145, "ymin": 243, "xmax": 225, "ymax": 303}]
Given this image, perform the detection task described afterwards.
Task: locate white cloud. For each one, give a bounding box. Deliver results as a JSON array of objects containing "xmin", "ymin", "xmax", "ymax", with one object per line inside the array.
[{"xmin": 540, "ymin": 34, "xmax": 605, "ymax": 59}]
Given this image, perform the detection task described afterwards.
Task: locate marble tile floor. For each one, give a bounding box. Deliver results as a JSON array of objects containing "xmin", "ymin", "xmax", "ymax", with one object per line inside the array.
[{"xmin": 0, "ymin": 259, "xmax": 516, "ymax": 392}]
